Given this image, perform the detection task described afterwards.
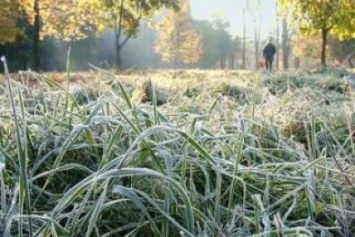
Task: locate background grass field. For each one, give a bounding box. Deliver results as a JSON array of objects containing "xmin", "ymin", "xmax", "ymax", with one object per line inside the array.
[{"xmin": 1, "ymin": 66, "xmax": 355, "ymax": 237}]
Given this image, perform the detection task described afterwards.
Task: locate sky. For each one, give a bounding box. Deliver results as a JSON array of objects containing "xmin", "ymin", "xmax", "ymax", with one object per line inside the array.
[{"xmin": 190, "ymin": 0, "xmax": 278, "ymax": 39}]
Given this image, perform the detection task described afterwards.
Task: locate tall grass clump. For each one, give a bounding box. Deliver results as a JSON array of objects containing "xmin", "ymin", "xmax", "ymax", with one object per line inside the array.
[{"xmin": 0, "ymin": 64, "xmax": 355, "ymax": 237}]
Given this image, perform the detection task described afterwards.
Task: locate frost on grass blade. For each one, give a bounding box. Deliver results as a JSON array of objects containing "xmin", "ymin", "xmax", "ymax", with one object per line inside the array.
[{"xmin": 0, "ymin": 155, "xmax": 4, "ymax": 172}]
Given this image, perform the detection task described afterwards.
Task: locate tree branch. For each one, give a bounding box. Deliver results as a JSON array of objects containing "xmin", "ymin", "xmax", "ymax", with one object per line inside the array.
[
  {"xmin": 119, "ymin": 14, "xmax": 142, "ymax": 50},
  {"xmin": 116, "ymin": 0, "xmax": 125, "ymax": 46}
]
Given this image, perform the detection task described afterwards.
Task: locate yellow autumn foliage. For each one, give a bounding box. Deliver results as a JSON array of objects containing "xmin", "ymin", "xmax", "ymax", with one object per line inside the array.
[{"xmin": 154, "ymin": 0, "xmax": 202, "ymax": 66}]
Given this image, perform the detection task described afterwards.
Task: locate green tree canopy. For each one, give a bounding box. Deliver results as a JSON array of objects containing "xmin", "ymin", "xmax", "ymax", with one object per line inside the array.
[
  {"xmin": 278, "ymin": 0, "xmax": 355, "ymax": 66},
  {"xmin": 192, "ymin": 17, "xmax": 236, "ymax": 69}
]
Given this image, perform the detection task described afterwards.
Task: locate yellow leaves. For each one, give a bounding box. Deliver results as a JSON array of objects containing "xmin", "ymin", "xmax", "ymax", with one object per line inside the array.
[
  {"xmin": 0, "ymin": 28, "xmax": 21, "ymax": 44},
  {"xmin": 19, "ymin": 0, "xmax": 51, "ymax": 24},
  {"xmin": 292, "ymin": 33, "xmax": 323, "ymax": 58},
  {"xmin": 181, "ymin": 30, "xmax": 202, "ymax": 64},
  {"xmin": 154, "ymin": 0, "xmax": 202, "ymax": 65},
  {"xmin": 0, "ymin": 0, "xmax": 21, "ymax": 44},
  {"xmin": 15, "ymin": 0, "xmax": 100, "ymax": 41},
  {"xmin": 0, "ymin": 0, "xmax": 185, "ymax": 44},
  {"xmin": 41, "ymin": 1, "xmax": 98, "ymax": 41},
  {"xmin": 278, "ymin": 0, "xmax": 355, "ymax": 40}
]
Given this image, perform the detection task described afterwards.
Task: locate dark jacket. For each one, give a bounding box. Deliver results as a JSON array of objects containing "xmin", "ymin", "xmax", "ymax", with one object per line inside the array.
[{"xmin": 263, "ymin": 43, "xmax": 276, "ymax": 61}]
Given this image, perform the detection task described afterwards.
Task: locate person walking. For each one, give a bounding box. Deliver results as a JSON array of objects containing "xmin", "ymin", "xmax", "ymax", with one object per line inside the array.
[{"xmin": 262, "ymin": 38, "xmax": 276, "ymax": 72}]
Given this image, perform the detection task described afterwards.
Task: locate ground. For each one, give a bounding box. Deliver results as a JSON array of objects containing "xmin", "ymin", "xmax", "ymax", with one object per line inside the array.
[{"xmin": 0, "ymin": 68, "xmax": 355, "ymax": 237}]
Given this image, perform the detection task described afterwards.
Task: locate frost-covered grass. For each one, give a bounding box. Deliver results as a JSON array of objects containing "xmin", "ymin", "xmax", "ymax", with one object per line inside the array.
[{"xmin": 0, "ymin": 66, "xmax": 355, "ymax": 237}]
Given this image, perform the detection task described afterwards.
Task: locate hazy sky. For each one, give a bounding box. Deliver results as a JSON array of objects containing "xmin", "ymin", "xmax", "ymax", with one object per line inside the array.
[{"xmin": 190, "ymin": 0, "xmax": 278, "ymax": 39}]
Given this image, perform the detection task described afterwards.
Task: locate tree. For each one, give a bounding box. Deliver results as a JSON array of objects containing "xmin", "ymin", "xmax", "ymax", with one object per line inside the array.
[
  {"xmin": 19, "ymin": 0, "xmax": 49, "ymax": 70},
  {"xmin": 0, "ymin": 0, "xmax": 22, "ymax": 44},
  {"xmin": 292, "ymin": 32, "xmax": 324, "ymax": 67},
  {"xmin": 192, "ymin": 20, "xmax": 219, "ymax": 68},
  {"xmin": 328, "ymin": 37, "xmax": 355, "ymax": 67},
  {"xmin": 154, "ymin": 0, "xmax": 202, "ymax": 68},
  {"xmin": 275, "ymin": 2, "xmax": 280, "ymax": 70},
  {"xmin": 211, "ymin": 16, "xmax": 234, "ymax": 69},
  {"xmin": 0, "ymin": 16, "xmax": 35, "ymax": 71},
  {"xmin": 277, "ymin": 3, "xmax": 297, "ymax": 70},
  {"xmin": 229, "ymin": 37, "xmax": 241, "ymax": 69},
  {"xmin": 193, "ymin": 18, "xmax": 238, "ymax": 69},
  {"xmin": 245, "ymin": 0, "xmax": 262, "ymax": 70},
  {"xmin": 278, "ymin": 0, "xmax": 355, "ymax": 67},
  {"xmin": 42, "ymin": 1, "xmax": 99, "ymax": 41},
  {"xmin": 242, "ymin": 6, "xmax": 247, "ymax": 69},
  {"xmin": 84, "ymin": 0, "xmax": 179, "ymax": 68},
  {"xmin": 281, "ymin": 18, "xmax": 290, "ymax": 69},
  {"xmin": 332, "ymin": 0, "xmax": 355, "ymax": 40},
  {"xmin": 18, "ymin": 0, "xmax": 90, "ymax": 70}
]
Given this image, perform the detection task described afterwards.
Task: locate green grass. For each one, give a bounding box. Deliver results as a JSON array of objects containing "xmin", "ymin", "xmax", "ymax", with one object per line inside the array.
[{"xmin": 0, "ymin": 65, "xmax": 355, "ymax": 237}]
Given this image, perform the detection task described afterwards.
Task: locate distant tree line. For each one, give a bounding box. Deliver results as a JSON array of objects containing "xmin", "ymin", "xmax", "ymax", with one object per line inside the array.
[
  {"xmin": 278, "ymin": 0, "xmax": 355, "ymax": 67},
  {"xmin": 0, "ymin": 0, "xmax": 245, "ymax": 72},
  {"xmin": 2, "ymin": 0, "xmax": 353, "ymax": 72},
  {"xmin": 0, "ymin": 0, "xmax": 180, "ymax": 71}
]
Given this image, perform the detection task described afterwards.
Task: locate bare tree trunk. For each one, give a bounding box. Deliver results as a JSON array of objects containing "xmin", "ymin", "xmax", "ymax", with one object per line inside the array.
[
  {"xmin": 114, "ymin": 0, "xmax": 125, "ymax": 68},
  {"xmin": 174, "ymin": 27, "xmax": 182, "ymax": 71},
  {"xmin": 321, "ymin": 28, "xmax": 328, "ymax": 67},
  {"xmin": 282, "ymin": 18, "xmax": 289, "ymax": 70},
  {"xmin": 275, "ymin": 2, "xmax": 279, "ymax": 70},
  {"xmin": 242, "ymin": 7, "xmax": 246, "ymax": 69},
  {"xmin": 253, "ymin": 0, "xmax": 261, "ymax": 70},
  {"xmin": 230, "ymin": 54, "xmax": 235, "ymax": 69},
  {"xmin": 114, "ymin": 26, "xmax": 123, "ymax": 69},
  {"xmin": 253, "ymin": 18, "xmax": 259, "ymax": 70},
  {"xmin": 115, "ymin": 38, "xmax": 122, "ymax": 68},
  {"xmin": 253, "ymin": 23, "xmax": 260, "ymax": 70},
  {"xmin": 113, "ymin": 0, "xmax": 141, "ymax": 69},
  {"xmin": 33, "ymin": 0, "xmax": 40, "ymax": 71},
  {"xmin": 220, "ymin": 55, "xmax": 225, "ymax": 69}
]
